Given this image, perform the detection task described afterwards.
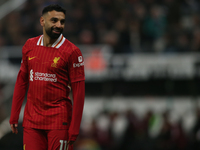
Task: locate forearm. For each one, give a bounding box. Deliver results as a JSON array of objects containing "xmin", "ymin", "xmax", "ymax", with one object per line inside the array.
[
  {"xmin": 68, "ymin": 80, "xmax": 85, "ymax": 141},
  {"xmin": 9, "ymin": 70, "xmax": 29, "ymax": 124}
]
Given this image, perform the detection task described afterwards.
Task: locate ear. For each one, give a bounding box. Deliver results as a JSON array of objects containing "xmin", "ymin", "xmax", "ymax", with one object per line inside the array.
[{"xmin": 40, "ymin": 16, "xmax": 45, "ymax": 26}]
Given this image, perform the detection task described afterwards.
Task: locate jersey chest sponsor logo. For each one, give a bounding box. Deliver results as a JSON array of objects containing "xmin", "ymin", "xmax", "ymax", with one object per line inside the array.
[
  {"xmin": 73, "ymin": 56, "xmax": 84, "ymax": 68},
  {"xmin": 30, "ymin": 69, "xmax": 57, "ymax": 82},
  {"xmin": 51, "ymin": 57, "xmax": 60, "ymax": 68}
]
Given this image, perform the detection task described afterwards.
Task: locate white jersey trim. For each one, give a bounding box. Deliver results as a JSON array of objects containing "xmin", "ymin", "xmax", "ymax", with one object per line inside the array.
[{"xmin": 36, "ymin": 34, "xmax": 65, "ymax": 48}]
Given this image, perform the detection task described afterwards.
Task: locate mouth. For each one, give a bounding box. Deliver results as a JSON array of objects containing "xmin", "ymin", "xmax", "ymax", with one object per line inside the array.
[
  {"xmin": 51, "ymin": 27, "xmax": 62, "ymax": 34},
  {"xmin": 52, "ymin": 30, "xmax": 61, "ymax": 34}
]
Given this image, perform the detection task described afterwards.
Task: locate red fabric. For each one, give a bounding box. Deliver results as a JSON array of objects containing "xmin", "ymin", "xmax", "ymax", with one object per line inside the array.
[
  {"xmin": 23, "ymin": 128, "xmax": 73, "ymax": 150},
  {"xmin": 68, "ymin": 81, "xmax": 85, "ymax": 141},
  {"xmin": 9, "ymin": 70, "xmax": 29, "ymax": 124},
  {"xmin": 10, "ymin": 35, "xmax": 85, "ymax": 138}
]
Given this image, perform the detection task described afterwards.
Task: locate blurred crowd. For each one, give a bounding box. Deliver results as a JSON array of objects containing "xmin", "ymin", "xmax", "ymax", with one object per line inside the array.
[
  {"xmin": 2, "ymin": 0, "xmax": 200, "ymax": 149},
  {"xmin": 74, "ymin": 107, "xmax": 200, "ymax": 150},
  {"xmin": 0, "ymin": 0, "xmax": 200, "ymax": 53}
]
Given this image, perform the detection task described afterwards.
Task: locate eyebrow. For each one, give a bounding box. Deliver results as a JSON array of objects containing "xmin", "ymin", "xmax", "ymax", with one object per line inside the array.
[
  {"xmin": 50, "ymin": 17, "xmax": 58, "ymax": 20},
  {"xmin": 50, "ymin": 17, "xmax": 65, "ymax": 22}
]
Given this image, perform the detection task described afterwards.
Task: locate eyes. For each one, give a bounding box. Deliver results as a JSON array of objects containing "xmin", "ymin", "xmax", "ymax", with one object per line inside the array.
[{"xmin": 50, "ymin": 17, "xmax": 65, "ymax": 25}]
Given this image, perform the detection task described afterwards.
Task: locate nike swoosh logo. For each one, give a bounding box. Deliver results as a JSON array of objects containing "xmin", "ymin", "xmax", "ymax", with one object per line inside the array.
[{"xmin": 28, "ymin": 56, "xmax": 36, "ymax": 60}]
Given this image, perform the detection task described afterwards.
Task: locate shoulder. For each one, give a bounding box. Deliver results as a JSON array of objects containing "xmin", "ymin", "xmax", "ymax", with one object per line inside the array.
[
  {"xmin": 22, "ymin": 36, "xmax": 41, "ymax": 53},
  {"xmin": 62, "ymin": 39, "xmax": 82, "ymax": 55},
  {"xmin": 23, "ymin": 36, "xmax": 41, "ymax": 48}
]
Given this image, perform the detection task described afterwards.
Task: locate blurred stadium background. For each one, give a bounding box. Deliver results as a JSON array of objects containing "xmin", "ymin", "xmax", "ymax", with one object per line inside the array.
[{"xmin": 1, "ymin": 0, "xmax": 200, "ymax": 150}]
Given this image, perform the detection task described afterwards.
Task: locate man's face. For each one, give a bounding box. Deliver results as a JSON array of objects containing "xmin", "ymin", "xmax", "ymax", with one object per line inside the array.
[{"xmin": 41, "ymin": 10, "xmax": 65, "ymax": 39}]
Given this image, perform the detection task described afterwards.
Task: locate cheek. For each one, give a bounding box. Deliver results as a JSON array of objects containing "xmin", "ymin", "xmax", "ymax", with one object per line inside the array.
[{"xmin": 45, "ymin": 24, "xmax": 52, "ymax": 30}]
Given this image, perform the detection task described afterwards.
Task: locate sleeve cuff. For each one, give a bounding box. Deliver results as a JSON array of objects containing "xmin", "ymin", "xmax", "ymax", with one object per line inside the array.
[{"xmin": 68, "ymin": 134, "xmax": 78, "ymax": 141}]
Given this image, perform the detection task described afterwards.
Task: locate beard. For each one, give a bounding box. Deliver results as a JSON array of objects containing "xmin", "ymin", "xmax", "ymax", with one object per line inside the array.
[{"xmin": 45, "ymin": 26, "xmax": 63, "ymax": 39}]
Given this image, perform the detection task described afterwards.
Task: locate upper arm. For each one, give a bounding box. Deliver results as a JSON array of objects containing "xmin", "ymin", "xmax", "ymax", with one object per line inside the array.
[
  {"xmin": 68, "ymin": 49, "xmax": 85, "ymax": 83},
  {"xmin": 20, "ymin": 44, "xmax": 28, "ymax": 73}
]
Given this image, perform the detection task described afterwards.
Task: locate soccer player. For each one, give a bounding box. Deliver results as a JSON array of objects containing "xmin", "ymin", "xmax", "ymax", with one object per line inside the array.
[{"xmin": 9, "ymin": 4, "xmax": 85, "ymax": 150}]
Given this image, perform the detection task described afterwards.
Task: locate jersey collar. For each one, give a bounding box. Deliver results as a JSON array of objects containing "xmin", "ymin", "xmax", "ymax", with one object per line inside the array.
[{"xmin": 37, "ymin": 34, "xmax": 65, "ymax": 48}]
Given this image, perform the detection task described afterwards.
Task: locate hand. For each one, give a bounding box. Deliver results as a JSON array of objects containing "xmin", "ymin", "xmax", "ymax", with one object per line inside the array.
[
  {"xmin": 67, "ymin": 141, "xmax": 75, "ymax": 146},
  {"xmin": 66, "ymin": 141, "xmax": 74, "ymax": 150},
  {"xmin": 10, "ymin": 124, "xmax": 18, "ymax": 134}
]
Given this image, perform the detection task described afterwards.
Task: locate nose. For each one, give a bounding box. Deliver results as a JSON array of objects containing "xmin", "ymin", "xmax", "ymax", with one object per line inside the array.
[{"xmin": 56, "ymin": 21, "xmax": 62, "ymax": 28}]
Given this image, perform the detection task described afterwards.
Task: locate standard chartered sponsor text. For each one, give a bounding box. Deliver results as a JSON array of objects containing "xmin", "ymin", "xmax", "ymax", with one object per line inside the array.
[
  {"xmin": 30, "ymin": 69, "xmax": 57, "ymax": 82},
  {"xmin": 35, "ymin": 72, "xmax": 57, "ymax": 82}
]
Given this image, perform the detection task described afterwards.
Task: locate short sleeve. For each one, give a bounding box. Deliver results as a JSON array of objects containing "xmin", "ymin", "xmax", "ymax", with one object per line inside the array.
[{"xmin": 68, "ymin": 49, "xmax": 85, "ymax": 83}]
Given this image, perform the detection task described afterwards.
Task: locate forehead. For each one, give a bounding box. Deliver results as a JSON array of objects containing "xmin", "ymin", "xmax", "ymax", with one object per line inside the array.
[{"xmin": 45, "ymin": 10, "xmax": 65, "ymax": 19}]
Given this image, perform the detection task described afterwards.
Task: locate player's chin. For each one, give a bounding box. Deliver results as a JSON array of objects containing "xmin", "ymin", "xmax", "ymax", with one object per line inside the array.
[{"xmin": 51, "ymin": 33, "xmax": 61, "ymax": 39}]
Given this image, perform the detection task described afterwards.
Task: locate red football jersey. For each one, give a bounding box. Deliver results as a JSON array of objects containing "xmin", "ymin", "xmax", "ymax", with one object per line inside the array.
[{"xmin": 17, "ymin": 34, "xmax": 85, "ymax": 129}]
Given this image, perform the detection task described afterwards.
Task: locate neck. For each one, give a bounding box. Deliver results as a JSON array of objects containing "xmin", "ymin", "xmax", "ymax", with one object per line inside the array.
[{"xmin": 43, "ymin": 33, "xmax": 57, "ymax": 47}]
